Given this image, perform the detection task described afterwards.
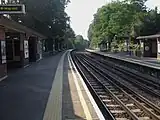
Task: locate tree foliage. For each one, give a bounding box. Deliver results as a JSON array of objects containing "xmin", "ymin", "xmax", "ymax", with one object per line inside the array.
[
  {"xmin": 73, "ymin": 35, "xmax": 89, "ymax": 50},
  {"xmin": 65, "ymin": 24, "xmax": 76, "ymax": 49},
  {"xmin": 8, "ymin": 0, "xmax": 74, "ymax": 50},
  {"xmin": 88, "ymin": 0, "xmax": 160, "ymax": 48}
]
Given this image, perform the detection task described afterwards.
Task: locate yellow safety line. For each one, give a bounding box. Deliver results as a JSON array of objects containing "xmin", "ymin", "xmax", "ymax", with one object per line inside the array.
[
  {"xmin": 43, "ymin": 51, "xmax": 68, "ymax": 120},
  {"xmin": 68, "ymin": 53, "xmax": 92, "ymax": 120}
]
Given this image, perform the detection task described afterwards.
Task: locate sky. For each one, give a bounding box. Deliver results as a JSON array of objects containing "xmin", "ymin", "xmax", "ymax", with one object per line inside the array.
[{"xmin": 65, "ymin": 0, "xmax": 160, "ymax": 39}]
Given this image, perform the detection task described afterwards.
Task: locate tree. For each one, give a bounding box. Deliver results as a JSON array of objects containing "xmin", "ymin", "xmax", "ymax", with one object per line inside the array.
[
  {"xmin": 73, "ymin": 35, "xmax": 89, "ymax": 50},
  {"xmin": 10, "ymin": 0, "xmax": 72, "ymax": 51},
  {"xmin": 88, "ymin": 1, "xmax": 135, "ymax": 48},
  {"xmin": 65, "ymin": 24, "xmax": 75, "ymax": 39},
  {"xmin": 88, "ymin": 0, "xmax": 160, "ymax": 50},
  {"xmin": 64, "ymin": 24, "xmax": 76, "ymax": 49},
  {"xmin": 139, "ymin": 7, "xmax": 160, "ymax": 36}
]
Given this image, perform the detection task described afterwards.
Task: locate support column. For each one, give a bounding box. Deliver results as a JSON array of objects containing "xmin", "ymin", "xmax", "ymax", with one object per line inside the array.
[
  {"xmin": 21, "ymin": 33, "xmax": 29, "ymax": 66},
  {"xmin": 0, "ymin": 26, "xmax": 7, "ymax": 80},
  {"xmin": 157, "ymin": 38, "xmax": 160, "ymax": 59},
  {"xmin": 28, "ymin": 36, "xmax": 39, "ymax": 62},
  {"xmin": 139, "ymin": 40, "xmax": 144, "ymax": 57},
  {"xmin": 37, "ymin": 38, "xmax": 43, "ymax": 61}
]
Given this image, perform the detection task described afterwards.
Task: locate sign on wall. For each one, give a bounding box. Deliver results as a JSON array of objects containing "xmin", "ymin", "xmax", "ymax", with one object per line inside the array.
[
  {"xmin": 24, "ymin": 40, "xmax": 29, "ymax": 58},
  {"xmin": 158, "ymin": 44, "xmax": 160, "ymax": 53},
  {"xmin": 1, "ymin": 40, "xmax": 6, "ymax": 64},
  {"xmin": 145, "ymin": 46, "xmax": 149, "ymax": 51},
  {"xmin": 0, "ymin": 4, "xmax": 25, "ymax": 14}
]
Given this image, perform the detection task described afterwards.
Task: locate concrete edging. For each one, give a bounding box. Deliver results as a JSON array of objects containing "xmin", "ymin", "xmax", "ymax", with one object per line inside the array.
[{"xmin": 86, "ymin": 49, "xmax": 160, "ymax": 71}]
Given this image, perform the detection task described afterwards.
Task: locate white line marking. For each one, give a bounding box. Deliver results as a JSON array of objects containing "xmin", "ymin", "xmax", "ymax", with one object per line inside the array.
[
  {"xmin": 68, "ymin": 52, "xmax": 92, "ymax": 120},
  {"xmin": 69, "ymin": 52, "xmax": 105, "ymax": 120},
  {"xmin": 23, "ymin": 64, "xmax": 30, "ymax": 68},
  {"xmin": 36, "ymin": 58, "xmax": 42, "ymax": 62},
  {"xmin": 0, "ymin": 75, "xmax": 8, "ymax": 82}
]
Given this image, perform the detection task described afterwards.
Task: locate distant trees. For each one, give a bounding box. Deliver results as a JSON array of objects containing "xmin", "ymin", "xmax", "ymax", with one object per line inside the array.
[
  {"xmin": 88, "ymin": 0, "xmax": 160, "ymax": 49},
  {"xmin": 74, "ymin": 35, "xmax": 89, "ymax": 50},
  {"xmin": 65, "ymin": 24, "xmax": 76, "ymax": 49}
]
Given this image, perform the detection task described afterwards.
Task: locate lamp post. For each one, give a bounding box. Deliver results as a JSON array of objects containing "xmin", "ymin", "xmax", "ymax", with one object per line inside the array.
[
  {"xmin": 127, "ymin": 38, "xmax": 129, "ymax": 53},
  {"xmin": 124, "ymin": 32, "xmax": 130, "ymax": 55}
]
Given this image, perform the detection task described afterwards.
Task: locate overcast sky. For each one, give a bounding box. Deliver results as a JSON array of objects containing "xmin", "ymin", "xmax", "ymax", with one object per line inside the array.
[{"xmin": 65, "ymin": 0, "xmax": 160, "ymax": 39}]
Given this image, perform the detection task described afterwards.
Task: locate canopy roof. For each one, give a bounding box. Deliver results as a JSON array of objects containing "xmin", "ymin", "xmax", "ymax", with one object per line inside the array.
[
  {"xmin": 0, "ymin": 16, "xmax": 46, "ymax": 39},
  {"xmin": 136, "ymin": 34, "xmax": 160, "ymax": 40}
]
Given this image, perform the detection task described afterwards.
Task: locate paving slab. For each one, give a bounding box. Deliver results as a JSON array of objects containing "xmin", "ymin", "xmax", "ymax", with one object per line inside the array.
[{"xmin": 0, "ymin": 52, "xmax": 64, "ymax": 120}]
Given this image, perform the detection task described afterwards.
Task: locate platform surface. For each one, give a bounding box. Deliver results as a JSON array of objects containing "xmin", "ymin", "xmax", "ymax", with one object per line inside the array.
[
  {"xmin": 0, "ymin": 50, "xmax": 103, "ymax": 120},
  {"xmin": 86, "ymin": 49, "xmax": 160, "ymax": 70}
]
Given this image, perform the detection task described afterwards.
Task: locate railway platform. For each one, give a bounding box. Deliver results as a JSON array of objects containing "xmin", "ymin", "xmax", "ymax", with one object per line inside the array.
[
  {"xmin": 0, "ymin": 50, "xmax": 104, "ymax": 120},
  {"xmin": 86, "ymin": 49, "xmax": 160, "ymax": 79},
  {"xmin": 86, "ymin": 49, "xmax": 160, "ymax": 69}
]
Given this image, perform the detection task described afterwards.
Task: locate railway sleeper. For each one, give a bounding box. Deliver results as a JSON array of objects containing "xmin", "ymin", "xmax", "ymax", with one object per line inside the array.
[
  {"xmin": 107, "ymin": 103, "xmax": 135, "ymax": 108},
  {"xmin": 74, "ymin": 54, "xmax": 160, "ymax": 120},
  {"xmin": 96, "ymin": 91, "xmax": 106, "ymax": 95}
]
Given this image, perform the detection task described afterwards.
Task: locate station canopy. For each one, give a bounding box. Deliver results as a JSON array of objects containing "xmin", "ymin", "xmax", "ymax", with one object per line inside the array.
[
  {"xmin": 0, "ymin": 16, "xmax": 46, "ymax": 39},
  {"xmin": 137, "ymin": 34, "xmax": 160, "ymax": 40}
]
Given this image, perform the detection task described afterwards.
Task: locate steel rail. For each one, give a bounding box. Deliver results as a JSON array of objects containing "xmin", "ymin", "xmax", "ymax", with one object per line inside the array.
[
  {"xmin": 83, "ymin": 54, "xmax": 160, "ymax": 98},
  {"xmin": 76, "ymin": 53, "xmax": 160, "ymax": 120},
  {"xmin": 71, "ymin": 53, "xmax": 115, "ymax": 120},
  {"xmin": 74, "ymin": 55, "xmax": 140, "ymax": 120},
  {"xmin": 87, "ymin": 53, "xmax": 160, "ymax": 87}
]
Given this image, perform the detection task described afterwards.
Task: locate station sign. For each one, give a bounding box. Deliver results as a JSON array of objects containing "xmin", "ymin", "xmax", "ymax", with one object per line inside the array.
[{"xmin": 0, "ymin": 4, "xmax": 25, "ymax": 14}]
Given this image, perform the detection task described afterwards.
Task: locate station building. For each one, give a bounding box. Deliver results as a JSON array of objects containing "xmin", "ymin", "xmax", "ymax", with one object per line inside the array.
[
  {"xmin": 136, "ymin": 34, "xmax": 160, "ymax": 59},
  {"xmin": 99, "ymin": 40, "xmax": 108, "ymax": 52},
  {"xmin": 98, "ymin": 34, "xmax": 160, "ymax": 60},
  {"xmin": 0, "ymin": 16, "xmax": 46, "ymax": 81}
]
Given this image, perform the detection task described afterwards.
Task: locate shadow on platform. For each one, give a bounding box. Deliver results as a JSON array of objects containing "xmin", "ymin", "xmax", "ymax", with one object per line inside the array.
[{"xmin": 62, "ymin": 56, "xmax": 86, "ymax": 120}]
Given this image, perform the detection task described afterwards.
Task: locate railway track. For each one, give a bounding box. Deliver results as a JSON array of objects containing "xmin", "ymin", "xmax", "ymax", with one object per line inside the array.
[
  {"xmin": 81, "ymin": 53, "xmax": 160, "ymax": 98},
  {"xmin": 71, "ymin": 52, "xmax": 160, "ymax": 120}
]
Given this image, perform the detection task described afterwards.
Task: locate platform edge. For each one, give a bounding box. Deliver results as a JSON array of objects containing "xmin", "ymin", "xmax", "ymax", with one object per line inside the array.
[{"xmin": 69, "ymin": 51, "xmax": 105, "ymax": 120}]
